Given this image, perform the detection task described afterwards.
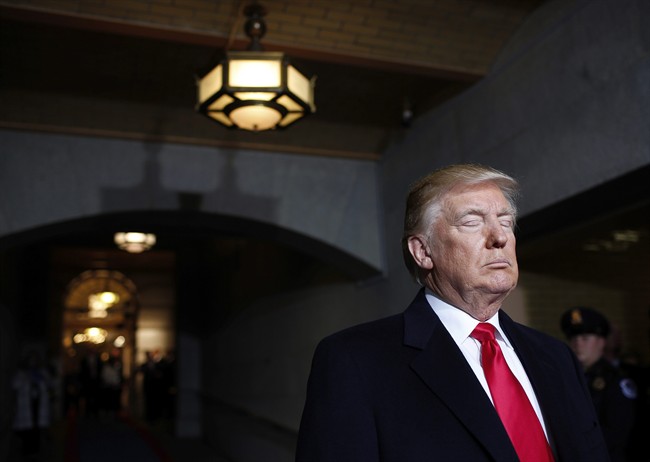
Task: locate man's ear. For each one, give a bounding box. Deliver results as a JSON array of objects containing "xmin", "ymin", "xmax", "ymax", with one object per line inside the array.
[{"xmin": 407, "ymin": 235, "xmax": 434, "ymax": 270}]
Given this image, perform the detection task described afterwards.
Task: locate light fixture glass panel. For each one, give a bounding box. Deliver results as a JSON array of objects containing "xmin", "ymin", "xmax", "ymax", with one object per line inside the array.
[
  {"xmin": 233, "ymin": 92, "xmax": 276, "ymax": 102},
  {"xmin": 230, "ymin": 105, "xmax": 282, "ymax": 131},
  {"xmin": 287, "ymin": 65, "xmax": 312, "ymax": 106},
  {"xmin": 229, "ymin": 59, "xmax": 281, "ymax": 88},
  {"xmin": 279, "ymin": 112, "xmax": 304, "ymax": 127},
  {"xmin": 276, "ymin": 94, "xmax": 302, "ymax": 112},
  {"xmin": 209, "ymin": 94, "xmax": 235, "ymax": 110},
  {"xmin": 198, "ymin": 64, "xmax": 223, "ymax": 104},
  {"xmin": 208, "ymin": 112, "xmax": 234, "ymax": 126}
]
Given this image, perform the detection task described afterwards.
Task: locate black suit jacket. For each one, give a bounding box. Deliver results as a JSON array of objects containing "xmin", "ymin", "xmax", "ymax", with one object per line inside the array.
[{"xmin": 296, "ymin": 289, "xmax": 609, "ymax": 461}]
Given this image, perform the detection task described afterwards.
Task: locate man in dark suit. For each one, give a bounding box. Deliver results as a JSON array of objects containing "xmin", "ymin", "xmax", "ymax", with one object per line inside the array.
[{"xmin": 296, "ymin": 164, "xmax": 609, "ymax": 461}]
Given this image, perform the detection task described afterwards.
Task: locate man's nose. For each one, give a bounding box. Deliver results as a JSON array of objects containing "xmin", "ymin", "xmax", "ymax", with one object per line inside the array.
[{"xmin": 486, "ymin": 220, "xmax": 508, "ymax": 248}]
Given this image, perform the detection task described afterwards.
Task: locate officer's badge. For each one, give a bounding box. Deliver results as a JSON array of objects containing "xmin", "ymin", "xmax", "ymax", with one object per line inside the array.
[
  {"xmin": 592, "ymin": 377, "xmax": 606, "ymax": 391},
  {"xmin": 620, "ymin": 378, "xmax": 638, "ymax": 399},
  {"xmin": 570, "ymin": 309, "xmax": 583, "ymax": 325}
]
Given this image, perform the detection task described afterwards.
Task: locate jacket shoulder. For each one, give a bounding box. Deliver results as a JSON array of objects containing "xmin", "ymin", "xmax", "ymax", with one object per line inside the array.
[{"xmin": 317, "ymin": 313, "xmax": 403, "ymax": 353}]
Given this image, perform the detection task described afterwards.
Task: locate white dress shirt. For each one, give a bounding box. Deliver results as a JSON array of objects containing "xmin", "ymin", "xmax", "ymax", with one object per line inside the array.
[{"xmin": 425, "ymin": 289, "xmax": 550, "ymax": 439}]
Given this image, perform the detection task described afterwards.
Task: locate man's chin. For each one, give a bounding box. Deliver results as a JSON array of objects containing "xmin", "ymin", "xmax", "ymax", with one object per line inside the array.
[
  {"xmin": 484, "ymin": 281, "xmax": 517, "ymax": 297},
  {"xmin": 488, "ymin": 273, "xmax": 517, "ymax": 290}
]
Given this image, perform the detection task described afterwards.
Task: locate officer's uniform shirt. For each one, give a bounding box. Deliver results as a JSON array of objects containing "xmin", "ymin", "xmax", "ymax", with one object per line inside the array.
[
  {"xmin": 585, "ymin": 357, "xmax": 637, "ymax": 462},
  {"xmin": 617, "ymin": 360, "xmax": 650, "ymax": 461}
]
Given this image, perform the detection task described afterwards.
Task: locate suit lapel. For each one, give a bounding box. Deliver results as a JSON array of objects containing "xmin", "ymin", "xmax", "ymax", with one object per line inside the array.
[
  {"xmin": 499, "ymin": 311, "xmax": 560, "ymax": 400},
  {"xmin": 404, "ymin": 291, "xmax": 519, "ymax": 462}
]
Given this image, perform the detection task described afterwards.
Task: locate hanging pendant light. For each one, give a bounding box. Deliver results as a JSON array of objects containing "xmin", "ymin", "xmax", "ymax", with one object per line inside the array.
[
  {"xmin": 114, "ymin": 232, "xmax": 156, "ymax": 253},
  {"xmin": 196, "ymin": 3, "xmax": 316, "ymax": 131}
]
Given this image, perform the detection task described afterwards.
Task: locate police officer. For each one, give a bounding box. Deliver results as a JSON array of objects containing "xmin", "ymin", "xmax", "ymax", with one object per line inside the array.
[{"xmin": 561, "ymin": 307, "xmax": 637, "ymax": 462}]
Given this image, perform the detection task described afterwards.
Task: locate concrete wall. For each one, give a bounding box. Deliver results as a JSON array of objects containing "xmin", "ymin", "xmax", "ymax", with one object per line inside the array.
[
  {"xmin": 385, "ymin": 0, "xmax": 650, "ymax": 213},
  {"xmin": 204, "ymin": 283, "xmax": 386, "ymax": 461},
  {"xmin": 0, "ymin": 130, "xmax": 383, "ymax": 273}
]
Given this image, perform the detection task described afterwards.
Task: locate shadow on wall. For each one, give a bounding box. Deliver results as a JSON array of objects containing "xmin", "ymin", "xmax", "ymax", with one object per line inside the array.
[{"xmin": 100, "ymin": 141, "xmax": 278, "ymax": 224}]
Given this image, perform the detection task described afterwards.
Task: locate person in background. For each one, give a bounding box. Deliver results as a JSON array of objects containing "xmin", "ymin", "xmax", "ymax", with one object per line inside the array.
[
  {"xmin": 296, "ymin": 163, "xmax": 609, "ymax": 461},
  {"xmin": 560, "ymin": 306, "xmax": 637, "ymax": 462},
  {"xmin": 159, "ymin": 350, "xmax": 177, "ymax": 421},
  {"xmin": 140, "ymin": 350, "xmax": 164, "ymax": 422},
  {"xmin": 12, "ymin": 349, "xmax": 52, "ymax": 459},
  {"xmin": 100, "ymin": 349, "xmax": 123, "ymax": 417},
  {"xmin": 79, "ymin": 347, "xmax": 102, "ymax": 417}
]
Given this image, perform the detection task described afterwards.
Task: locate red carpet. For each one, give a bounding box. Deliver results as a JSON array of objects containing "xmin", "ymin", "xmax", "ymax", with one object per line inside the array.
[{"xmin": 64, "ymin": 410, "xmax": 174, "ymax": 462}]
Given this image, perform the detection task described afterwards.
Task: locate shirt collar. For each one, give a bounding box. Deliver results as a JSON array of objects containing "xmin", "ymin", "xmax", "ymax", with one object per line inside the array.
[{"xmin": 424, "ymin": 288, "xmax": 512, "ymax": 348}]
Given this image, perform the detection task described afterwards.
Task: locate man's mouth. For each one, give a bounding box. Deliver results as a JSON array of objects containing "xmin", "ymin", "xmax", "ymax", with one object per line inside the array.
[{"xmin": 485, "ymin": 259, "xmax": 510, "ymax": 269}]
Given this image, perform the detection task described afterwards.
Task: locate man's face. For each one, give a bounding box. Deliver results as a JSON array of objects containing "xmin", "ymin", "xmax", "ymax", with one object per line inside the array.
[
  {"xmin": 569, "ymin": 334, "xmax": 606, "ymax": 369},
  {"xmin": 427, "ymin": 182, "xmax": 518, "ymax": 314}
]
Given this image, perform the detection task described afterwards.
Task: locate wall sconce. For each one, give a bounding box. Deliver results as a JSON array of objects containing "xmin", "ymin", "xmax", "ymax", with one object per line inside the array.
[
  {"xmin": 196, "ymin": 3, "xmax": 316, "ymax": 131},
  {"xmin": 114, "ymin": 232, "xmax": 156, "ymax": 253}
]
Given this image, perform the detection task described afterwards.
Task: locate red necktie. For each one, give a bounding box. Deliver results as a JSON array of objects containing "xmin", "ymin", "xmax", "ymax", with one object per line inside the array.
[{"xmin": 471, "ymin": 323, "xmax": 555, "ymax": 462}]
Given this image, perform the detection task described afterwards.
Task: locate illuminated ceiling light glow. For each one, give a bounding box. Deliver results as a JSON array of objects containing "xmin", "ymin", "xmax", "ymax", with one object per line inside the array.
[
  {"xmin": 114, "ymin": 232, "xmax": 156, "ymax": 253},
  {"xmin": 88, "ymin": 291, "xmax": 119, "ymax": 310},
  {"xmin": 583, "ymin": 228, "xmax": 643, "ymax": 252},
  {"xmin": 73, "ymin": 327, "xmax": 108, "ymax": 344},
  {"xmin": 196, "ymin": 3, "xmax": 315, "ymax": 131},
  {"xmin": 613, "ymin": 229, "xmax": 640, "ymax": 242}
]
